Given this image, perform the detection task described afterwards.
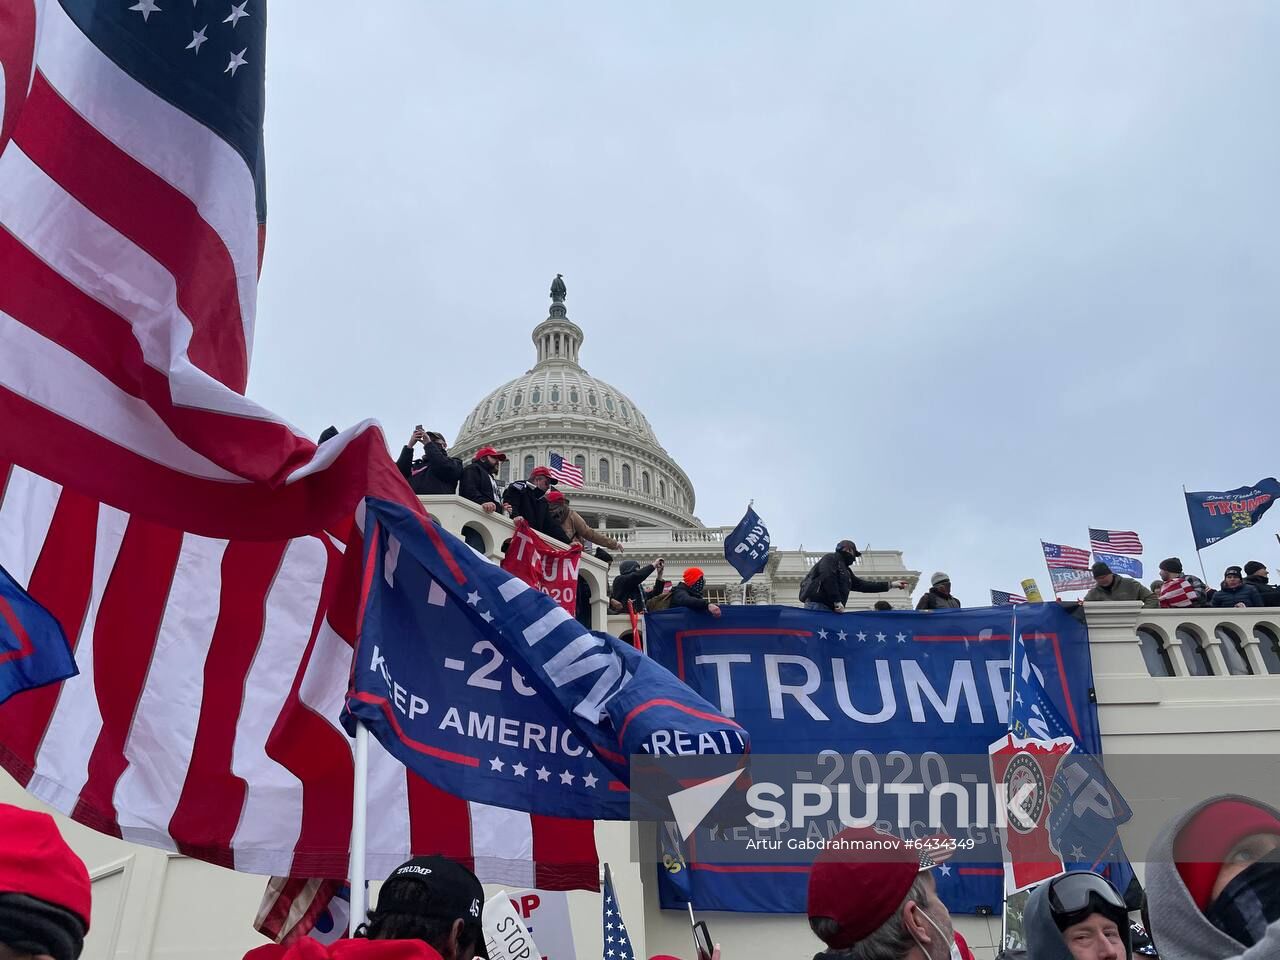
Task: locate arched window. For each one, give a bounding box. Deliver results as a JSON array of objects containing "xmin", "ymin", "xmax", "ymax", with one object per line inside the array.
[
  {"xmin": 523, "ymin": 455, "xmax": 535, "ymax": 477},
  {"xmin": 1176, "ymin": 627, "xmax": 1213, "ymax": 676},
  {"xmin": 588, "ymin": 391, "xmax": 597, "ymax": 408},
  {"xmin": 1255, "ymin": 626, "xmax": 1280, "ymax": 674},
  {"xmin": 659, "ymin": 479, "xmax": 666, "ymax": 500},
  {"xmin": 642, "ymin": 471, "xmax": 651, "ymax": 494},
  {"xmin": 574, "ymin": 454, "xmax": 586, "ymax": 475},
  {"xmin": 482, "ymin": 401, "xmax": 491, "ymax": 419},
  {"xmin": 570, "ymin": 387, "xmax": 579, "ymax": 404},
  {"xmin": 1216, "ymin": 625, "xmax": 1254, "ymax": 675},
  {"xmin": 496, "ymin": 396, "xmax": 505, "ymax": 413},
  {"xmin": 605, "ymin": 395, "xmax": 615, "ymax": 413},
  {"xmin": 550, "ymin": 385, "xmax": 560, "ymax": 403},
  {"xmin": 621, "ymin": 464, "xmax": 632, "ymax": 488},
  {"xmin": 1136, "ymin": 628, "xmax": 1175, "ymax": 678},
  {"xmin": 531, "ymin": 387, "xmax": 541, "ymax": 405},
  {"xmin": 499, "ymin": 460, "xmax": 511, "ymax": 484},
  {"xmin": 598, "ymin": 458, "xmax": 610, "ymax": 485},
  {"xmin": 621, "ymin": 401, "xmax": 630, "ymax": 419},
  {"xmin": 514, "ymin": 390, "xmax": 523, "ymax": 410}
]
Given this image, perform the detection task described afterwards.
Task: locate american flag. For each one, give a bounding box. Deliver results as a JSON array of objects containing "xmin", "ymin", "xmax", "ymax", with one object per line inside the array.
[
  {"xmin": 990, "ymin": 590, "xmax": 1027, "ymax": 606},
  {"xmin": 548, "ymin": 452, "xmax": 584, "ymax": 488},
  {"xmin": 0, "ymin": 0, "xmax": 595, "ymax": 890},
  {"xmin": 1089, "ymin": 528, "xmax": 1143, "ymax": 555},
  {"xmin": 1041, "ymin": 541, "xmax": 1092, "ymax": 570},
  {"xmin": 602, "ymin": 864, "xmax": 636, "ymax": 960}
]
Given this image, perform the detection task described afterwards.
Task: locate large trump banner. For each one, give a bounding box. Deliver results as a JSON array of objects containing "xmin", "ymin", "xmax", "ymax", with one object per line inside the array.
[{"xmin": 645, "ymin": 604, "xmax": 1104, "ymax": 915}]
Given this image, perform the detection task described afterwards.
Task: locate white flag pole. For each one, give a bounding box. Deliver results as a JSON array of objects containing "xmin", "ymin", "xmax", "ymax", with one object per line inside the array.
[{"xmin": 349, "ymin": 722, "xmax": 370, "ymax": 936}]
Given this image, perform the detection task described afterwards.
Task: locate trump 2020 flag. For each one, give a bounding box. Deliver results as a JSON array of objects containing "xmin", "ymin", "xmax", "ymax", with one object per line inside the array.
[
  {"xmin": 1184, "ymin": 479, "xmax": 1280, "ymax": 549},
  {"xmin": 0, "ymin": 562, "xmax": 76, "ymax": 706},
  {"xmin": 724, "ymin": 505, "xmax": 770, "ymax": 582},
  {"xmin": 343, "ymin": 499, "xmax": 748, "ymax": 820}
]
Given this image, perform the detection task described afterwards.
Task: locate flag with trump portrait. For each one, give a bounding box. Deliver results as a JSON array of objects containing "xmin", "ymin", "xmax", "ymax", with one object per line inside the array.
[{"xmin": 342, "ymin": 498, "xmax": 750, "ymax": 822}]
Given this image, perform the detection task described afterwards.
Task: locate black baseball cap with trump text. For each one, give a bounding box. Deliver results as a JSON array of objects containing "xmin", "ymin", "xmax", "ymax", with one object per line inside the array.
[{"xmin": 376, "ymin": 855, "xmax": 486, "ymax": 953}]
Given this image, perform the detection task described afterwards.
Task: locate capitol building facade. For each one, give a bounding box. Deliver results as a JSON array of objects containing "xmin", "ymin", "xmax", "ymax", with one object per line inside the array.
[{"xmin": 447, "ymin": 278, "xmax": 921, "ymax": 609}]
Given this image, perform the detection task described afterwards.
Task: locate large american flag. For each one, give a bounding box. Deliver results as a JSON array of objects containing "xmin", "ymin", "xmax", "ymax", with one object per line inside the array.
[
  {"xmin": 1088, "ymin": 528, "xmax": 1143, "ymax": 555},
  {"xmin": 548, "ymin": 452, "xmax": 584, "ymax": 488},
  {"xmin": 0, "ymin": 0, "xmax": 595, "ymax": 888},
  {"xmin": 1041, "ymin": 541, "xmax": 1092, "ymax": 570}
]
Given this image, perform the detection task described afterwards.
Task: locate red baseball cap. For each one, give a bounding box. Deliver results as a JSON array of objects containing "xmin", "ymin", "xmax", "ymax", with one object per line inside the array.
[
  {"xmin": 807, "ymin": 827, "xmax": 933, "ymax": 949},
  {"xmin": 0, "ymin": 803, "xmax": 92, "ymax": 928},
  {"xmin": 546, "ymin": 490, "xmax": 566, "ymax": 503},
  {"xmin": 529, "ymin": 466, "xmax": 557, "ymax": 482},
  {"xmin": 474, "ymin": 446, "xmax": 506, "ymax": 462}
]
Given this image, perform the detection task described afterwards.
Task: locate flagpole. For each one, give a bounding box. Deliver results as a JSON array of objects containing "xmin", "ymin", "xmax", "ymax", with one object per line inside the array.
[
  {"xmin": 1183, "ymin": 485, "xmax": 1209, "ymax": 582},
  {"xmin": 1000, "ymin": 605, "xmax": 1020, "ymax": 955},
  {"xmin": 349, "ymin": 722, "xmax": 370, "ymax": 936}
]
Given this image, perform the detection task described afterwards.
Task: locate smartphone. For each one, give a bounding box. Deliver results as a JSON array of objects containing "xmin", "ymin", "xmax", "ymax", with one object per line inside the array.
[
  {"xmin": 415, "ymin": 423, "xmax": 424, "ymax": 432},
  {"xmin": 687, "ymin": 903, "xmax": 713, "ymax": 960}
]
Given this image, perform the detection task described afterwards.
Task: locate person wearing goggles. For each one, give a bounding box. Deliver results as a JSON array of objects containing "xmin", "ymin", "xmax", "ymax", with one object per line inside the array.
[{"xmin": 1025, "ymin": 871, "xmax": 1132, "ymax": 960}]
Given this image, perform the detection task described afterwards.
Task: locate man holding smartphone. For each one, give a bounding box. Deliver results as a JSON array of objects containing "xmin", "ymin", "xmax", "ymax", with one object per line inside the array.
[{"xmin": 396, "ymin": 426, "xmax": 464, "ymax": 496}]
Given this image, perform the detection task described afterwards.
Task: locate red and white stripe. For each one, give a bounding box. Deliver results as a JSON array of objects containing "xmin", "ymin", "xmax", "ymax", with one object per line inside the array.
[
  {"xmin": 548, "ymin": 454, "xmax": 585, "ymax": 489},
  {"xmin": 0, "ymin": 466, "xmax": 600, "ymax": 884}
]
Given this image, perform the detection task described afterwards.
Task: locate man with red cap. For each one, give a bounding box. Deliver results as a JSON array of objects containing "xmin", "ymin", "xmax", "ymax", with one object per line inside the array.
[
  {"xmin": 1145, "ymin": 794, "xmax": 1280, "ymax": 959},
  {"xmin": 807, "ymin": 826, "xmax": 957, "ymax": 960},
  {"xmin": 502, "ymin": 465, "xmax": 564, "ymax": 540},
  {"xmin": 0, "ymin": 803, "xmax": 91, "ymax": 960},
  {"xmin": 670, "ymin": 568, "xmax": 721, "ymax": 617},
  {"xmin": 458, "ymin": 447, "xmax": 509, "ymax": 515}
]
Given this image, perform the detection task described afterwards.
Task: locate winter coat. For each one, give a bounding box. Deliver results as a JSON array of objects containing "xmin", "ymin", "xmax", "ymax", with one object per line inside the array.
[
  {"xmin": 395, "ymin": 443, "xmax": 463, "ymax": 496},
  {"xmin": 1083, "ymin": 575, "xmax": 1158, "ymax": 607},
  {"xmin": 547, "ymin": 503, "xmax": 622, "ymax": 551},
  {"xmin": 458, "ymin": 460, "xmax": 503, "ymax": 510},
  {"xmin": 1145, "ymin": 795, "xmax": 1280, "ymax": 960},
  {"xmin": 809, "ymin": 551, "xmax": 890, "ymax": 610},
  {"xmin": 244, "ymin": 939, "xmax": 443, "ymax": 960},
  {"xmin": 502, "ymin": 481, "xmax": 563, "ymax": 540},
  {"xmin": 916, "ymin": 587, "xmax": 961, "ymax": 611},
  {"xmin": 1024, "ymin": 877, "xmax": 1131, "ymax": 960},
  {"xmin": 610, "ymin": 562, "xmax": 669, "ymax": 612},
  {"xmin": 670, "ymin": 582, "xmax": 712, "ymax": 613},
  {"xmin": 1210, "ymin": 583, "xmax": 1262, "ymax": 608},
  {"xmin": 1243, "ymin": 575, "xmax": 1280, "ymax": 607}
]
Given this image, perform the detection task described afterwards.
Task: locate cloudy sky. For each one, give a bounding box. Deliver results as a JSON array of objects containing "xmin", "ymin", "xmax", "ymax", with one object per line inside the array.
[{"xmin": 251, "ymin": 2, "xmax": 1279, "ymax": 601}]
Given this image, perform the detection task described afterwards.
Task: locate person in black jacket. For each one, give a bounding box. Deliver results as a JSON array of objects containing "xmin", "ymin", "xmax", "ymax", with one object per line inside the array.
[
  {"xmin": 916, "ymin": 572, "xmax": 961, "ymax": 611},
  {"xmin": 805, "ymin": 540, "xmax": 908, "ymax": 612},
  {"xmin": 395, "ymin": 428, "xmax": 464, "ymax": 496},
  {"xmin": 610, "ymin": 558, "xmax": 669, "ymax": 613},
  {"xmin": 1209, "ymin": 565, "xmax": 1263, "ymax": 608},
  {"xmin": 502, "ymin": 466, "xmax": 563, "ymax": 540},
  {"xmin": 458, "ymin": 446, "xmax": 509, "ymax": 514},
  {"xmin": 670, "ymin": 567, "xmax": 721, "ymax": 617},
  {"xmin": 1243, "ymin": 561, "xmax": 1280, "ymax": 606}
]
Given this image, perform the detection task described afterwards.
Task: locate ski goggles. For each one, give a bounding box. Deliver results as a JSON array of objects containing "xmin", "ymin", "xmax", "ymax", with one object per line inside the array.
[{"xmin": 1047, "ymin": 871, "xmax": 1128, "ymax": 929}]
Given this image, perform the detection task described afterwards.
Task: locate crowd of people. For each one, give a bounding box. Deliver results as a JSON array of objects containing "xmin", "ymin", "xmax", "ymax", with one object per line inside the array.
[
  {"xmin": 5, "ymin": 793, "xmax": 1278, "ymax": 960},
  {"xmin": 1083, "ymin": 558, "xmax": 1280, "ymax": 610}
]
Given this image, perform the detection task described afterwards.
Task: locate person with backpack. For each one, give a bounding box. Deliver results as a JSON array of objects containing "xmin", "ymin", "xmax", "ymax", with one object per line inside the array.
[
  {"xmin": 610, "ymin": 557, "xmax": 670, "ymax": 613},
  {"xmin": 801, "ymin": 540, "xmax": 908, "ymax": 612}
]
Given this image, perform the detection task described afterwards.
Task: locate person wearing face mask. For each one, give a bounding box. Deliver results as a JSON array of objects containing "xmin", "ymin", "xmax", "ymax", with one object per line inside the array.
[
  {"xmin": 1144, "ymin": 795, "xmax": 1280, "ymax": 960},
  {"xmin": 1023, "ymin": 871, "xmax": 1132, "ymax": 960},
  {"xmin": 807, "ymin": 826, "xmax": 959, "ymax": 960},
  {"xmin": 803, "ymin": 540, "xmax": 909, "ymax": 613}
]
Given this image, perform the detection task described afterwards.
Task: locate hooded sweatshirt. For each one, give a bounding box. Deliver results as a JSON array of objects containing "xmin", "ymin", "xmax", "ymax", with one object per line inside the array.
[
  {"xmin": 1023, "ymin": 879, "xmax": 1130, "ymax": 960},
  {"xmin": 1145, "ymin": 794, "xmax": 1280, "ymax": 960}
]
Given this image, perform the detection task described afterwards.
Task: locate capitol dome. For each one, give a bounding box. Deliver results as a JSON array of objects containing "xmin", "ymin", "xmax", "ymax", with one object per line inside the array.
[{"xmin": 452, "ymin": 278, "xmax": 698, "ymax": 530}]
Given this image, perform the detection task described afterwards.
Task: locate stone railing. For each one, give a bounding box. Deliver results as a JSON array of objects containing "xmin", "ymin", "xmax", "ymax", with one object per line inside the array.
[{"xmin": 415, "ymin": 494, "xmax": 612, "ymax": 630}]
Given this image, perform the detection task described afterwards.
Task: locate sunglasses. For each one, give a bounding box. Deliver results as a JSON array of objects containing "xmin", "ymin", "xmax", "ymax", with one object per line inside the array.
[{"xmin": 1048, "ymin": 871, "xmax": 1127, "ymax": 920}]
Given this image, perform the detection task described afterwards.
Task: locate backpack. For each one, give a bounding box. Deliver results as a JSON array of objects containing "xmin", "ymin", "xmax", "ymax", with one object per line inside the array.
[
  {"xmin": 798, "ymin": 562, "xmax": 822, "ymax": 603},
  {"xmin": 646, "ymin": 588, "xmax": 674, "ymax": 612}
]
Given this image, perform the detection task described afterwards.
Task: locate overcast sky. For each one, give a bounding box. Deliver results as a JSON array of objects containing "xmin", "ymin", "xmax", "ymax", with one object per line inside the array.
[{"xmin": 251, "ymin": 2, "xmax": 1279, "ymax": 601}]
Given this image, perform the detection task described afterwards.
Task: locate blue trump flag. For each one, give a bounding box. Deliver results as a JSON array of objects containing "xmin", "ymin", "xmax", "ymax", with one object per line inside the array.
[
  {"xmin": 645, "ymin": 603, "xmax": 1103, "ymax": 915},
  {"xmin": 1011, "ymin": 634, "xmax": 1136, "ymax": 900},
  {"xmin": 724, "ymin": 506, "xmax": 771, "ymax": 583},
  {"xmin": 0, "ymin": 563, "xmax": 77, "ymax": 706},
  {"xmin": 1093, "ymin": 552, "xmax": 1142, "ymax": 579},
  {"xmin": 342, "ymin": 499, "xmax": 748, "ymax": 820},
  {"xmin": 1185, "ymin": 478, "xmax": 1280, "ymax": 549}
]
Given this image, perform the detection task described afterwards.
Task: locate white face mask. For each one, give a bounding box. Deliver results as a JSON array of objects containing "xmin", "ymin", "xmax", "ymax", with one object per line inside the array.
[{"xmin": 909, "ymin": 904, "xmax": 957, "ymax": 960}]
